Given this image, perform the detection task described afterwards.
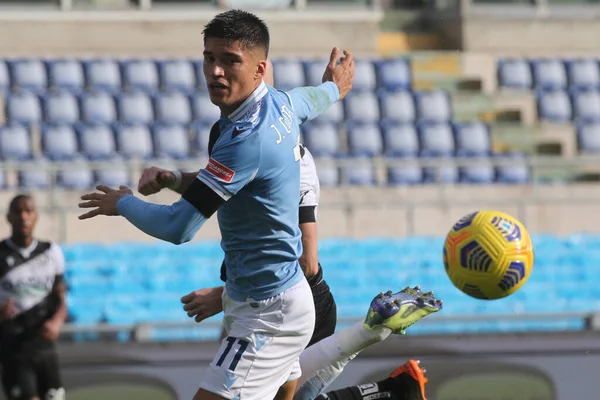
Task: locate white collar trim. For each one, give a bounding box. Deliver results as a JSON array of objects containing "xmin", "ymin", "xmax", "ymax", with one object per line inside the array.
[{"xmin": 228, "ymin": 81, "xmax": 268, "ymax": 122}]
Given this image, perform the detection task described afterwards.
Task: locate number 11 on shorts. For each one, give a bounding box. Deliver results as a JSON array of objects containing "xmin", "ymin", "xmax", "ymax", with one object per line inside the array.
[{"xmin": 216, "ymin": 337, "xmax": 250, "ymax": 371}]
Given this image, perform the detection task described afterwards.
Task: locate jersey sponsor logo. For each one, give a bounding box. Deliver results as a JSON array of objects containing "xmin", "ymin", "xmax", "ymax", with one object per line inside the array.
[{"xmin": 206, "ymin": 158, "xmax": 235, "ymax": 183}]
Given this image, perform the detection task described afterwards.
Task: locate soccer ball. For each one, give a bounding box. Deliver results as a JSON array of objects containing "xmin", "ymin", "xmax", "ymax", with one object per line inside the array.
[{"xmin": 443, "ymin": 210, "xmax": 534, "ymax": 300}]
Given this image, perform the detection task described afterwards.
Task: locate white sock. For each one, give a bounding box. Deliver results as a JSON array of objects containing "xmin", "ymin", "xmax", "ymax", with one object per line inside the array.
[{"xmin": 294, "ymin": 321, "xmax": 392, "ymax": 399}]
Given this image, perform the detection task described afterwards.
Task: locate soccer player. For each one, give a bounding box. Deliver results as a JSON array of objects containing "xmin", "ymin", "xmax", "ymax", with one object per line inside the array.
[
  {"xmin": 78, "ymin": 9, "xmax": 354, "ymax": 400},
  {"xmin": 0, "ymin": 194, "xmax": 67, "ymax": 400}
]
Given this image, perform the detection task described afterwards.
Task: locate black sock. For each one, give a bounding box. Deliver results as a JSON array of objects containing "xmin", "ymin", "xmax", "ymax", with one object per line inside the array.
[{"xmin": 316, "ymin": 379, "xmax": 398, "ymax": 400}]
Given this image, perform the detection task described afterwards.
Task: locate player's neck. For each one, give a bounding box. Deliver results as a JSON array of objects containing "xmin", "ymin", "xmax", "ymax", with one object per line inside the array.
[
  {"xmin": 223, "ymin": 80, "xmax": 264, "ymax": 117},
  {"xmin": 10, "ymin": 234, "xmax": 33, "ymax": 248}
]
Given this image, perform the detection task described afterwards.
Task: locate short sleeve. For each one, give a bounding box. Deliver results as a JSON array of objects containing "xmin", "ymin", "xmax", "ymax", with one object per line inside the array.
[
  {"xmin": 196, "ymin": 131, "xmax": 261, "ymax": 200},
  {"xmin": 299, "ymin": 147, "xmax": 319, "ymax": 208},
  {"xmin": 49, "ymin": 243, "xmax": 65, "ymax": 276}
]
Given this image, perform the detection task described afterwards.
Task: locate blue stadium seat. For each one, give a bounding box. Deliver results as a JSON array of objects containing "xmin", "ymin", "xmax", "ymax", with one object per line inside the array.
[
  {"xmin": 41, "ymin": 124, "xmax": 79, "ymax": 161},
  {"xmin": 344, "ymin": 91, "xmax": 380, "ymax": 123},
  {"xmin": 114, "ymin": 123, "xmax": 154, "ymax": 159},
  {"xmin": 152, "ymin": 123, "xmax": 190, "ymax": 159},
  {"xmin": 154, "ymin": 91, "xmax": 192, "ymax": 124},
  {"xmin": 9, "ymin": 59, "xmax": 48, "ymax": 93},
  {"xmin": 453, "ymin": 121, "xmax": 491, "ymax": 156},
  {"xmin": 18, "ymin": 158, "xmax": 51, "ymax": 189},
  {"xmin": 84, "ymin": 59, "xmax": 122, "ymax": 93},
  {"xmin": 577, "ymin": 122, "xmax": 600, "ymax": 154},
  {"xmin": 379, "ymin": 90, "xmax": 416, "ymax": 123},
  {"xmin": 566, "ymin": 59, "xmax": 600, "ymax": 90},
  {"xmin": 497, "ymin": 59, "xmax": 532, "ymax": 89},
  {"xmin": 93, "ymin": 156, "xmax": 130, "ymax": 187},
  {"xmin": 5, "ymin": 91, "xmax": 42, "ymax": 125},
  {"xmin": 117, "ymin": 91, "xmax": 154, "ymax": 124},
  {"xmin": 191, "ymin": 93, "xmax": 221, "ymax": 124},
  {"xmin": 344, "ymin": 157, "xmax": 376, "ymax": 186},
  {"xmin": 192, "ymin": 61, "xmax": 208, "ymax": 92},
  {"xmin": 387, "ymin": 158, "xmax": 423, "ymax": 185},
  {"xmin": 417, "ymin": 122, "xmax": 455, "ymax": 157},
  {"xmin": 537, "ymin": 90, "xmax": 572, "ymax": 122},
  {"xmin": 314, "ymin": 101, "xmax": 344, "ymax": 125},
  {"xmin": 459, "ymin": 159, "xmax": 496, "ymax": 183},
  {"xmin": 47, "ymin": 59, "xmax": 85, "ymax": 93},
  {"xmin": 496, "ymin": 153, "xmax": 530, "ymax": 183},
  {"xmin": 0, "ymin": 124, "xmax": 32, "ymax": 161},
  {"xmin": 314, "ymin": 158, "xmax": 339, "ymax": 187},
  {"xmin": 121, "ymin": 59, "xmax": 159, "ymax": 93},
  {"xmin": 571, "ymin": 89, "xmax": 600, "ymax": 121},
  {"xmin": 272, "ymin": 59, "xmax": 305, "ymax": 90},
  {"xmin": 414, "ymin": 90, "xmax": 452, "ymax": 122},
  {"xmin": 76, "ymin": 123, "xmax": 117, "ymax": 161},
  {"xmin": 57, "ymin": 156, "xmax": 94, "ymax": 189},
  {"xmin": 192, "ymin": 123, "xmax": 211, "ymax": 157},
  {"xmin": 352, "ymin": 60, "xmax": 377, "ymax": 92},
  {"xmin": 0, "ymin": 60, "xmax": 9, "ymax": 93},
  {"xmin": 80, "ymin": 91, "xmax": 117, "ymax": 124},
  {"xmin": 346, "ymin": 122, "xmax": 383, "ymax": 157},
  {"xmin": 43, "ymin": 91, "xmax": 79, "ymax": 124},
  {"xmin": 303, "ymin": 59, "xmax": 328, "ymax": 87},
  {"xmin": 375, "ymin": 58, "xmax": 411, "ymax": 91},
  {"xmin": 532, "ymin": 59, "xmax": 568, "ymax": 90},
  {"xmin": 301, "ymin": 123, "xmax": 340, "ymax": 157},
  {"xmin": 382, "ymin": 123, "xmax": 419, "ymax": 157},
  {"xmin": 423, "ymin": 158, "xmax": 459, "ymax": 184},
  {"xmin": 158, "ymin": 59, "xmax": 196, "ymax": 93}
]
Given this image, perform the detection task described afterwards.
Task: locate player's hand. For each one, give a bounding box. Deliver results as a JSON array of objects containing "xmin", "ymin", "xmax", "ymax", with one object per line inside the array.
[
  {"xmin": 0, "ymin": 298, "xmax": 18, "ymax": 321},
  {"xmin": 78, "ymin": 185, "xmax": 133, "ymax": 220},
  {"xmin": 322, "ymin": 47, "xmax": 354, "ymax": 100},
  {"xmin": 181, "ymin": 287, "xmax": 224, "ymax": 323},
  {"xmin": 138, "ymin": 166, "xmax": 176, "ymax": 196},
  {"xmin": 40, "ymin": 319, "xmax": 61, "ymax": 342}
]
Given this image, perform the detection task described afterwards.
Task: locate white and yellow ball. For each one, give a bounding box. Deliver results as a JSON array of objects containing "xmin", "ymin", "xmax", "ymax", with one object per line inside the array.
[{"xmin": 443, "ymin": 210, "xmax": 534, "ymax": 300}]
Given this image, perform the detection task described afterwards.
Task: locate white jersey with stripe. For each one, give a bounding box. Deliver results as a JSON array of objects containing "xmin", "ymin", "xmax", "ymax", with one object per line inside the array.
[{"xmin": 299, "ymin": 144, "xmax": 320, "ymax": 218}]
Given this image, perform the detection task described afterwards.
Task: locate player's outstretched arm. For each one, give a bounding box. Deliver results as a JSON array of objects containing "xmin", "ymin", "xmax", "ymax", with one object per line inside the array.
[{"xmin": 138, "ymin": 166, "xmax": 200, "ymax": 196}]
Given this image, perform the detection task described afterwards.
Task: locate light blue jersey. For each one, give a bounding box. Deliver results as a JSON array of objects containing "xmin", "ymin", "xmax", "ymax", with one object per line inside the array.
[{"xmin": 116, "ymin": 80, "xmax": 340, "ymax": 302}]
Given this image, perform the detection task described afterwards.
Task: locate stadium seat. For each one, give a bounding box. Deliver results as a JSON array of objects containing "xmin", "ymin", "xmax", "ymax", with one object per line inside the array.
[
  {"xmin": 152, "ymin": 123, "xmax": 190, "ymax": 159},
  {"xmin": 272, "ymin": 59, "xmax": 305, "ymax": 90},
  {"xmin": 314, "ymin": 158, "xmax": 339, "ymax": 187},
  {"xmin": 93, "ymin": 156, "xmax": 130, "ymax": 187},
  {"xmin": 566, "ymin": 59, "xmax": 600, "ymax": 90},
  {"xmin": 537, "ymin": 90, "xmax": 572, "ymax": 122},
  {"xmin": 47, "ymin": 59, "xmax": 85, "ymax": 93},
  {"xmin": 158, "ymin": 59, "xmax": 196, "ymax": 93},
  {"xmin": 577, "ymin": 122, "xmax": 600, "ymax": 154},
  {"xmin": 423, "ymin": 158, "xmax": 459, "ymax": 184},
  {"xmin": 414, "ymin": 90, "xmax": 452, "ymax": 122},
  {"xmin": 57, "ymin": 156, "xmax": 94, "ymax": 189},
  {"xmin": 453, "ymin": 121, "xmax": 491, "ymax": 156},
  {"xmin": 192, "ymin": 61, "xmax": 208, "ymax": 92},
  {"xmin": 121, "ymin": 59, "xmax": 159, "ymax": 93},
  {"xmin": 154, "ymin": 91, "xmax": 192, "ymax": 124},
  {"xmin": 303, "ymin": 60, "xmax": 328, "ymax": 87},
  {"xmin": 497, "ymin": 58, "xmax": 533, "ymax": 89},
  {"xmin": 387, "ymin": 158, "xmax": 423, "ymax": 185},
  {"xmin": 379, "ymin": 90, "xmax": 416, "ymax": 123},
  {"xmin": 301, "ymin": 122, "xmax": 340, "ymax": 157},
  {"xmin": 375, "ymin": 58, "xmax": 411, "ymax": 91},
  {"xmin": 84, "ymin": 59, "xmax": 122, "ymax": 93},
  {"xmin": 80, "ymin": 91, "xmax": 117, "ymax": 124},
  {"xmin": 18, "ymin": 158, "xmax": 51, "ymax": 189},
  {"xmin": 192, "ymin": 123, "xmax": 212, "ymax": 157},
  {"xmin": 459, "ymin": 159, "xmax": 496, "ymax": 183},
  {"xmin": 344, "ymin": 91, "xmax": 380, "ymax": 123},
  {"xmin": 417, "ymin": 122, "xmax": 455, "ymax": 157},
  {"xmin": 41, "ymin": 124, "xmax": 79, "ymax": 161},
  {"xmin": 114, "ymin": 123, "xmax": 154, "ymax": 160},
  {"xmin": 76, "ymin": 123, "xmax": 117, "ymax": 161},
  {"xmin": 5, "ymin": 91, "xmax": 42, "ymax": 125},
  {"xmin": 9, "ymin": 59, "xmax": 48, "ymax": 93},
  {"xmin": 343, "ymin": 157, "xmax": 376, "ymax": 186},
  {"xmin": 346, "ymin": 122, "xmax": 383, "ymax": 157},
  {"xmin": 191, "ymin": 93, "xmax": 221, "ymax": 124},
  {"xmin": 0, "ymin": 124, "xmax": 32, "ymax": 161},
  {"xmin": 532, "ymin": 59, "xmax": 568, "ymax": 90},
  {"xmin": 117, "ymin": 91, "xmax": 154, "ymax": 124},
  {"xmin": 571, "ymin": 89, "xmax": 600, "ymax": 121},
  {"xmin": 43, "ymin": 91, "xmax": 80, "ymax": 124},
  {"xmin": 352, "ymin": 60, "xmax": 377, "ymax": 92},
  {"xmin": 382, "ymin": 123, "xmax": 419, "ymax": 157},
  {"xmin": 313, "ymin": 100, "xmax": 344, "ymax": 125},
  {"xmin": 496, "ymin": 153, "xmax": 530, "ymax": 183},
  {"xmin": 0, "ymin": 60, "xmax": 9, "ymax": 93}
]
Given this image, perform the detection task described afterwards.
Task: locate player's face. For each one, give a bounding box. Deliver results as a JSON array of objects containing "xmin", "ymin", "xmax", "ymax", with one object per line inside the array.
[
  {"xmin": 203, "ymin": 38, "xmax": 267, "ymax": 115},
  {"xmin": 7, "ymin": 198, "xmax": 37, "ymax": 238}
]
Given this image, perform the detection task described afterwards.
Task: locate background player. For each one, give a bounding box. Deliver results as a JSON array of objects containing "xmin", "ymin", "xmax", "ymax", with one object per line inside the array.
[
  {"xmin": 0, "ymin": 194, "xmax": 67, "ymax": 400},
  {"xmin": 77, "ymin": 10, "xmax": 354, "ymax": 400}
]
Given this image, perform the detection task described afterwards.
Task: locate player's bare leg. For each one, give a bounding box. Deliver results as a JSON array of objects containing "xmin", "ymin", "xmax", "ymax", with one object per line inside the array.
[{"xmin": 275, "ymin": 379, "xmax": 298, "ymax": 400}]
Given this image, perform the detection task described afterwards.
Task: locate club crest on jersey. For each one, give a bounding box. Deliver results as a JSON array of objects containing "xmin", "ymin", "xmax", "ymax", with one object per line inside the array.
[{"xmin": 206, "ymin": 158, "xmax": 235, "ymax": 183}]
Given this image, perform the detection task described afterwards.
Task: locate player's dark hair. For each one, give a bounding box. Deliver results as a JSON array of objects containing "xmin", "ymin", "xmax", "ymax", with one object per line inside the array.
[
  {"xmin": 8, "ymin": 193, "xmax": 33, "ymax": 213},
  {"xmin": 203, "ymin": 10, "xmax": 270, "ymax": 58}
]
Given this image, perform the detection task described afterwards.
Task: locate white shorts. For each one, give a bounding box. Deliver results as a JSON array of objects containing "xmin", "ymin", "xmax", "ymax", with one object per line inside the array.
[{"xmin": 199, "ymin": 278, "xmax": 316, "ymax": 400}]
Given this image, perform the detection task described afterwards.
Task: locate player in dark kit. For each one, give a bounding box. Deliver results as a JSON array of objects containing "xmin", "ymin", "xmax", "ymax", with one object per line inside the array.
[{"xmin": 0, "ymin": 195, "xmax": 67, "ymax": 400}]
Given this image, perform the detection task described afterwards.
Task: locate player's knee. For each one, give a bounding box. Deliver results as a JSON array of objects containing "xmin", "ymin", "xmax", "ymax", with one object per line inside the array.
[{"xmin": 44, "ymin": 388, "xmax": 65, "ymax": 400}]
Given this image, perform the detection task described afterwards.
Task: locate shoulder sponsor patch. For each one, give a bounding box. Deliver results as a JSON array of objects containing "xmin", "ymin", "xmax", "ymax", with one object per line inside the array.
[{"xmin": 205, "ymin": 158, "xmax": 235, "ymax": 183}]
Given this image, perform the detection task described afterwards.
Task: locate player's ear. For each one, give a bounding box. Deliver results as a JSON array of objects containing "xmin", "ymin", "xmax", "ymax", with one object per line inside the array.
[{"xmin": 255, "ymin": 59, "xmax": 268, "ymax": 82}]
